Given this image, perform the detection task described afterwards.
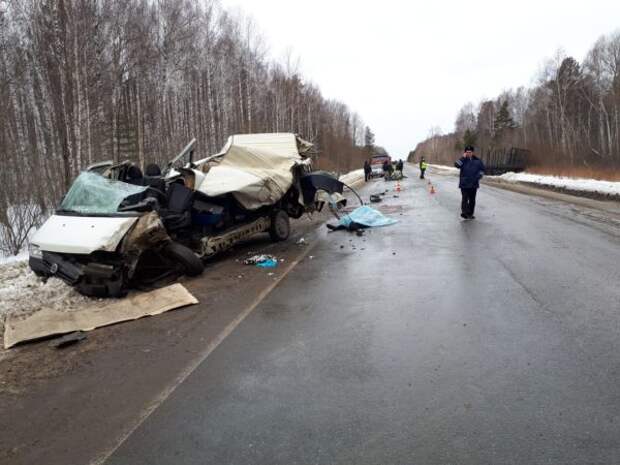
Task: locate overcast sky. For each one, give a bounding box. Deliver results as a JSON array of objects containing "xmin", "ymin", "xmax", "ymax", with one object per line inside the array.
[{"xmin": 221, "ymin": 0, "xmax": 620, "ymax": 156}]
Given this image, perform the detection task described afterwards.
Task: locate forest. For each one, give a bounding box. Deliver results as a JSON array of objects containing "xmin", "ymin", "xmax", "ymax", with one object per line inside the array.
[
  {"xmin": 0, "ymin": 0, "xmax": 371, "ymax": 255},
  {"xmin": 413, "ymin": 31, "xmax": 620, "ymax": 179}
]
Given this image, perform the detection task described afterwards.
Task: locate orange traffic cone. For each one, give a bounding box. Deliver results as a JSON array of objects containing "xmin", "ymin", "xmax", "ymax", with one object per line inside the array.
[
  {"xmin": 396, "ymin": 181, "xmax": 401, "ymax": 193},
  {"xmin": 430, "ymin": 185, "xmax": 436, "ymax": 194}
]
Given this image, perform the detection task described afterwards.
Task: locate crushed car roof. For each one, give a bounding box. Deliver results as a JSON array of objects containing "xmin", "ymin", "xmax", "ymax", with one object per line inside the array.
[
  {"xmin": 196, "ymin": 133, "xmax": 313, "ymax": 210},
  {"xmin": 217, "ymin": 133, "xmax": 313, "ymax": 159}
]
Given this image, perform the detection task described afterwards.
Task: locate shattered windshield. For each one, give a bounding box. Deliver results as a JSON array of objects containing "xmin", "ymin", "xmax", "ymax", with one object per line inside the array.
[{"xmin": 59, "ymin": 171, "xmax": 148, "ymax": 215}]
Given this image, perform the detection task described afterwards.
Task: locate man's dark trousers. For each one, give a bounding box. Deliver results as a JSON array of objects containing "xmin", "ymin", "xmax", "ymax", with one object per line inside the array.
[
  {"xmin": 420, "ymin": 169, "xmax": 426, "ymax": 179},
  {"xmin": 461, "ymin": 188, "xmax": 477, "ymax": 217}
]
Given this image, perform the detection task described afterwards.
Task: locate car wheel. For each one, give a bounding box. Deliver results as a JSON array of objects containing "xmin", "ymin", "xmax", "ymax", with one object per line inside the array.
[
  {"xmin": 163, "ymin": 242, "xmax": 204, "ymax": 276},
  {"xmin": 269, "ymin": 210, "xmax": 290, "ymax": 242}
]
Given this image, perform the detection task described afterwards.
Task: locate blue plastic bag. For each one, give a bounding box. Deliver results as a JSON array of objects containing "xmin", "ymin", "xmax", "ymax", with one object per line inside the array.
[{"xmin": 256, "ymin": 258, "xmax": 278, "ymax": 268}]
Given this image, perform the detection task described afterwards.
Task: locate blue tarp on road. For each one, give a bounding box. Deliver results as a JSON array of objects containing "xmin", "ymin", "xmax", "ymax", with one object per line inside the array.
[{"xmin": 338, "ymin": 206, "xmax": 398, "ymax": 228}]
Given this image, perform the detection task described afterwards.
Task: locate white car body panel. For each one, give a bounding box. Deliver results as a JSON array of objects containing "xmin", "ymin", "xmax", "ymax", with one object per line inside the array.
[
  {"xmin": 190, "ymin": 169, "xmax": 207, "ymax": 191},
  {"xmin": 191, "ymin": 133, "xmax": 314, "ymax": 210},
  {"xmin": 31, "ymin": 215, "xmax": 139, "ymax": 255}
]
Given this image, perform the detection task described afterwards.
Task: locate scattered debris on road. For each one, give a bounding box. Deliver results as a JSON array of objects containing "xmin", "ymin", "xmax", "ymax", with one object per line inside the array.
[
  {"xmin": 257, "ymin": 259, "xmax": 278, "ymax": 268},
  {"xmin": 244, "ymin": 254, "xmax": 278, "ymax": 267},
  {"xmin": 370, "ymin": 194, "xmax": 382, "ymax": 203},
  {"xmin": 51, "ymin": 331, "xmax": 87, "ymax": 349}
]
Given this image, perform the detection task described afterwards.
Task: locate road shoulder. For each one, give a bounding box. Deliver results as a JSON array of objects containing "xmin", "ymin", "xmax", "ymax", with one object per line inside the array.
[
  {"xmin": 483, "ymin": 178, "xmax": 620, "ymax": 217},
  {"xmin": 0, "ymin": 210, "xmax": 334, "ymax": 465},
  {"xmin": 427, "ymin": 164, "xmax": 620, "ymax": 218}
]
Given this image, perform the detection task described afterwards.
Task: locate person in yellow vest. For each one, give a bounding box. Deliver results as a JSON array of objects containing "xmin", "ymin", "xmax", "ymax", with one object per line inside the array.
[{"xmin": 419, "ymin": 157, "xmax": 428, "ymax": 179}]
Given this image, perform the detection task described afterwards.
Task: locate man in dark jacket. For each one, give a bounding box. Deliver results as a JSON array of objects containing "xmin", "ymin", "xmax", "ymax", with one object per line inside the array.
[
  {"xmin": 363, "ymin": 160, "xmax": 371, "ymax": 182},
  {"xmin": 454, "ymin": 145, "xmax": 485, "ymax": 219},
  {"xmin": 382, "ymin": 160, "xmax": 393, "ymax": 179}
]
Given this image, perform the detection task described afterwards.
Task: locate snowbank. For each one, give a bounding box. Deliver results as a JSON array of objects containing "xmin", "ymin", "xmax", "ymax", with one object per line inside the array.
[
  {"xmin": 0, "ymin": 260, "xmax": 93, "ymax": 337},
  {"xmin": 495, "ymin": 172, "xmax": 620, "ymax": 197},
  {"xmin": 428, "ymin": 164, "xmax": 620, "ymax": 198},
  {"xmin": 0, "ymin": 202, "xmax": 48, "ymax": 264},
  {"xmin": 0, "ymin": 251, "xmax": 28, "ymax": 266},
  {"xmin": 339, "ymin": 169, "xmax": 365, "ymax": 186},
  {"xmin": 428, "ymin": 164, "xmax": 459, "ymax": 175}
]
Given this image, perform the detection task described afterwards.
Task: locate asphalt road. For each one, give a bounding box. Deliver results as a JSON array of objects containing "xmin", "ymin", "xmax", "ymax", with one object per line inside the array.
[{"xmin": 102, "ymin": 167, "xmax": 620, "ymax": 465}]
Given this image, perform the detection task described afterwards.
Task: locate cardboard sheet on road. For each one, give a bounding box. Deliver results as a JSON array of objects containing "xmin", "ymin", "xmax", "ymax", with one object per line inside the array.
[{"xmin": 3, "ymin": 284, "xmax": 198, "ymax": 349}]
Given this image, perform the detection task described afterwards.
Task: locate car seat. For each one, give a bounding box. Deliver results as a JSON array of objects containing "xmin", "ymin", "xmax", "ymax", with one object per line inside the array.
[
  {"xmin": 125, "ymin": 165, "xmax": 144, "ymax": 185},
  {"xmin": 142, "ymin": 163, "xmax": 166, "ymax": 202},
  {"xmin": 160, "ymin": 182, "xmax": 194, "ymax": 231}
]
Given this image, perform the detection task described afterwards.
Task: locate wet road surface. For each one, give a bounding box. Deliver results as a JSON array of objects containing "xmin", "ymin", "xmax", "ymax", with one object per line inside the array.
[{"xmin": 103, "ymin": 168, "xmax": 620, "ymax": 465}]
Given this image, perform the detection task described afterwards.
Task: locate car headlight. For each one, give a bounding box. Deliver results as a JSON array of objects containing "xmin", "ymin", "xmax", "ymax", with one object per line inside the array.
[{"xmin": 29, "ymin": 243, "xmax": 43, "ymax": 259}]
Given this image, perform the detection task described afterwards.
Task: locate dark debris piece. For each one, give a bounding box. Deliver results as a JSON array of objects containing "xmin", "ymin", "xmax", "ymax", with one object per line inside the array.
[{"xmin": 51, "ymin": 331, "xmax": 87, "ymax": 349}]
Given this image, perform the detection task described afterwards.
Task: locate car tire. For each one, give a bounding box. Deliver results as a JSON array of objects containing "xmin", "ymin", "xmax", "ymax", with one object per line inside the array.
[
  {"xmin": 269, "ymin": 210, "xmax": 290, "ymax": 242},
  {"xmin": 163, "ymin": 242, "xmax": 204, "ymax": 276}
]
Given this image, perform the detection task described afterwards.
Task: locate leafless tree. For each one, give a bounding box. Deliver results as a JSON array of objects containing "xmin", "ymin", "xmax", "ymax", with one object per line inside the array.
[
  {"xmin": 0, "ymin": 0, "xmax": 370, "ymax": 255},
  {"xmin": 414, "ymin": 30, "xmax": 620, "ymax": 174}
]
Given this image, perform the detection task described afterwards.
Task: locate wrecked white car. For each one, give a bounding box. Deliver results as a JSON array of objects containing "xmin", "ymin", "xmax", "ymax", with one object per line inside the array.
[{"xmin": 29, "ymin": 133, "xmax": 347, "ymax": 297}]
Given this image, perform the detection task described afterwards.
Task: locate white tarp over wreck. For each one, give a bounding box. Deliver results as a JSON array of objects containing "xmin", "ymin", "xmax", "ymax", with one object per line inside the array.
[{"xmin": 196, "ymin": 133, "xmax": 312, "ymax": 210}]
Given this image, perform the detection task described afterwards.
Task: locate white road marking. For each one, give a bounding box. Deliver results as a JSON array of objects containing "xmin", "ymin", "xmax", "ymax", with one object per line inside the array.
[{"xmin": 90, "ymin": 240, "xmax": 318, "ymax": 465}]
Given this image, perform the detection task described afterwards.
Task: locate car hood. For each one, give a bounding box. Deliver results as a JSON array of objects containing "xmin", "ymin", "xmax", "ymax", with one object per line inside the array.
[{"xmin": 31, "ymin": 215, "xmax": 139, "ymax": 254}]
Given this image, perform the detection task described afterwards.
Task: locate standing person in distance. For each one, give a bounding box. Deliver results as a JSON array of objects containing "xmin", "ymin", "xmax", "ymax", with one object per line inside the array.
[
  {"xmin": 363, "ymin": 159, "xmax": 372, "ymax": 182},
  {"xmin": 419, "ymin": 157, "xmax": 428, "ymax": 179},
  {"xmin": 454, "ymin": 145, "xmax": 485, "ymax": 220}
]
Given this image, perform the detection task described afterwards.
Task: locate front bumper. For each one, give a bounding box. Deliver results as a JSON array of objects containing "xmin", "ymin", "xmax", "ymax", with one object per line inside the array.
[
  {"xmin": 29, "ymin": 252, "xmax": 126, "ymax": 297},
  {"xmin": 29, "ymin": 253, "xmax": 82, "ymax": 284}
]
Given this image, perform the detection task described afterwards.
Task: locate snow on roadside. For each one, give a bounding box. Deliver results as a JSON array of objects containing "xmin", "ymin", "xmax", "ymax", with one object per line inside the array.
[
  {"xmin": 428, "ymin": 164, "xmax": 459, "ymax": 175},
  {"xmin": 428, "ymin": 164, "xmax": 620, "ymax": 197},
  {"xmin": 339, "ymin": 169, "xmax": 365, "ymax": 186},
  {"xmin": 0, "ymin": 260, "xmax": 93, "ymax": 337},
  {"xmin": 0, "ymin": 251, "xmax": 28, "ymax": 266},
  {"xmin": 494, "ymin": 172, "xmax": 620, "ymax": 197},
  {"xmin": 0, "ymin": 202, "xmax": 48, "ymax": 263}
]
